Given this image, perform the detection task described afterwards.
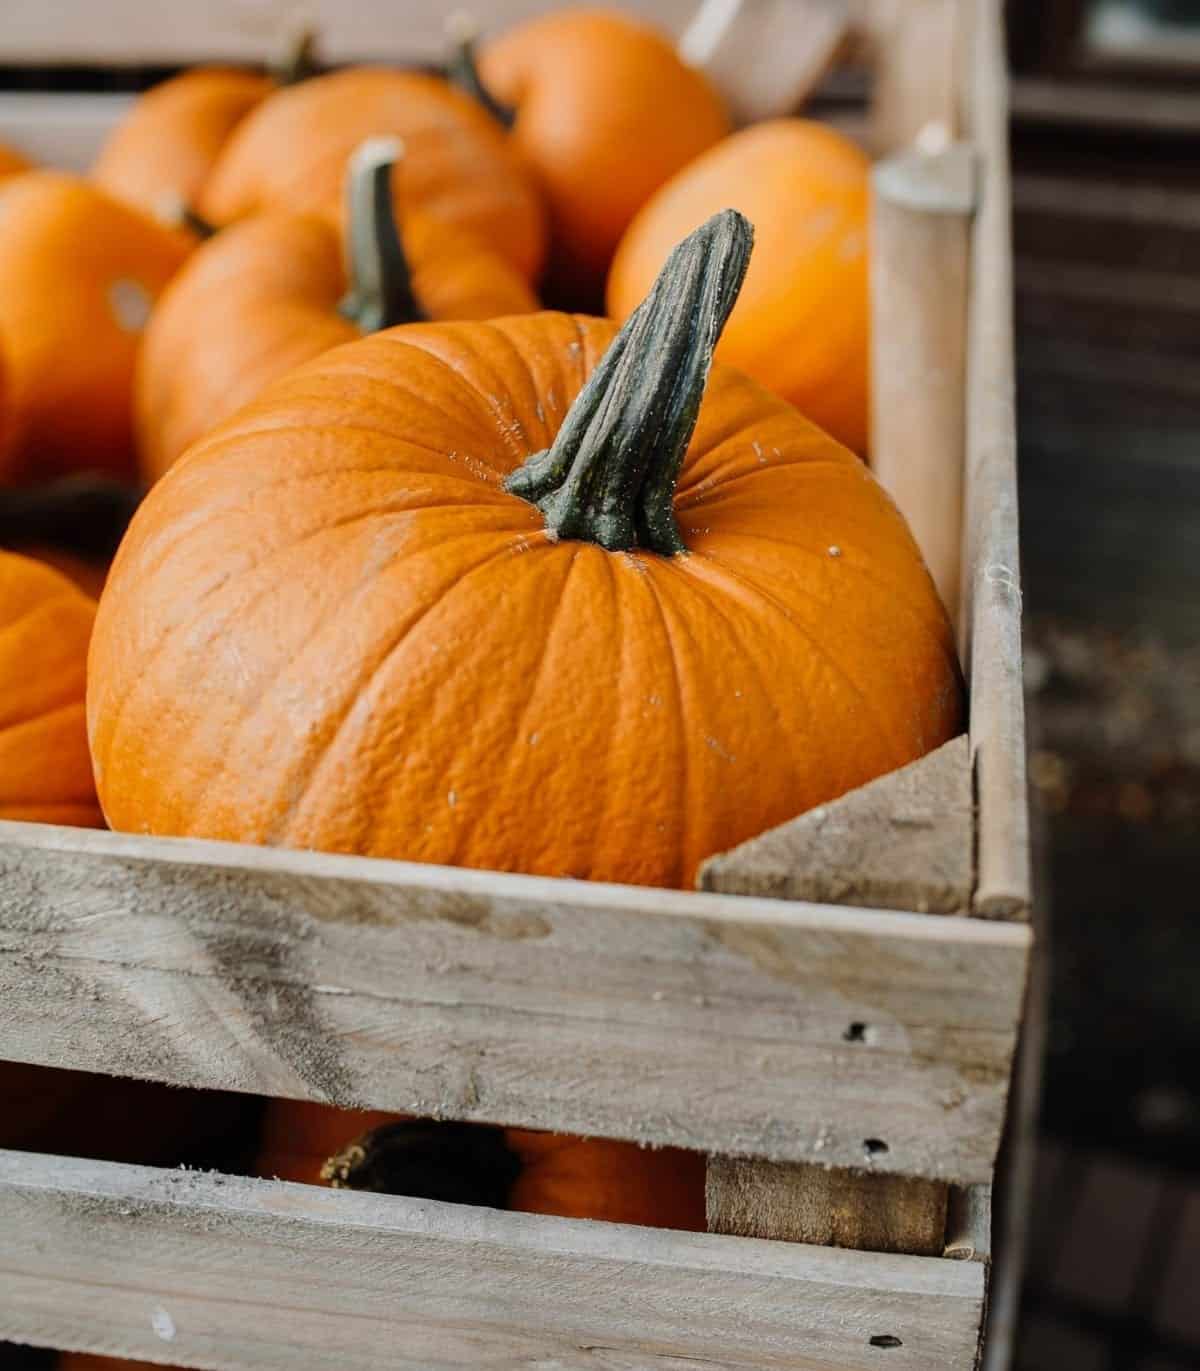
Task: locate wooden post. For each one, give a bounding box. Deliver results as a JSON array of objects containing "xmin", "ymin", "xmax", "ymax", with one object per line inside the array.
[
  {"xmin": 868, "ymin": 0, "xmax": 965, "ymax": 154},
  {"xmin": 870, "ymin": 143, "xmax": 976, "ymax": 634}
]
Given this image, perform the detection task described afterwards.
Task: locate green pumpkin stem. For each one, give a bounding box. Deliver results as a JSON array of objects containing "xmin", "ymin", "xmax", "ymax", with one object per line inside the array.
[
  {"xmin": 274, "ymin": 26, "xmax": 321, "ymax": 86},
  {"xmin": 321, "ymin": 1120, "xmax": 521, "ymax": 1209},
  {"xmin": 338, "ymin": 138, "xmax": 425, "ymax": 333},
  {"xmin": 444, "ymin": 14, "xmax": 516, "ymax": 129},
  {"xmin": 505, "ymin": 208, "xmax": 753, "ymax": 556}
]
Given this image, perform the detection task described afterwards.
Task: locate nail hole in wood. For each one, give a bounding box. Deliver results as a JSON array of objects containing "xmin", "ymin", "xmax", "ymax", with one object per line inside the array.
[
  {"xmin": 869, "ymin": 1335, "xmax": 903, "ymax": 1349},
  {"xmin": 843, "ymin": 1021, "xmax": 870, "ymax": 1043},
  {"xmin": 863, "ymin": 1137, "xmax": 889, "ymax": 1158}
]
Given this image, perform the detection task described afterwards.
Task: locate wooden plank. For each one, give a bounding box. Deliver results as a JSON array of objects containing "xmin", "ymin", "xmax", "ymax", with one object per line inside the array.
[
  {"xmin": 871, "ymin": 145, "xmax": 975, "ymax": 634},
  {"xmin": 961, "ymin": 0, "xmax": 1031, "ymax": 919},
  {"xmin": 1012, "ymin": 77, "xmax": 1200, "ymax": 134},
  {"xmin": 698, "ymin": 735, "xmax": 973, "ymax": 914},
  {"xmin": 0, "ymin": 1149, "xmax": 986, "ymax": 1371},
  {"xmin": 0, "ymin": 820, "xmax": 1029, "ymax": 1182},
  {"xmin": 707, "ymin": 1158, "xmax": 949, "ymax": 1256},
  {"xmin": 868, "ymin": 0, "xmax": 964, "ymax": 154},
  {"xmin": 0, "ymin": 1, "xmax": 697, "ymax": 65},
  {"xmin": 0, "ymin": 93, "xmax": 131, "ymax": 172}
]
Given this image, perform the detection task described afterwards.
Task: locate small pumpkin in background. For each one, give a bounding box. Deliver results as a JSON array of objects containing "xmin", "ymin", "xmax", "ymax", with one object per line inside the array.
[
  {"xmin": 0, "ymin": 142, "xmax": 32, "ymax": 180},
  {"xmin": 452, "ymin": 8, "xmax": 729, "ymax": 303},
  {"xmin": 197, "ymin": 67, "xmax": 547, "ymax": 284},
  {"xmin": 0, "ymin": 551, "xmax": 100, "ymax": 828},
  {"xmin": 256, "ymin": 1100, "xmax": 705, "ymax": 1230},
  {"xmin": 0, "ymin": 174, "xmax": 190, "ymax": 482},
  {"xmin": 89, "ymin": 212, "xmax": 961, "ymax": 887},
  {"xmin": 608, "ymin": 119, "xmax": 870, "ymax": 454},
  {"xmin": 137, "ymin": 138, "xmax": 539, "ymax": 481}
]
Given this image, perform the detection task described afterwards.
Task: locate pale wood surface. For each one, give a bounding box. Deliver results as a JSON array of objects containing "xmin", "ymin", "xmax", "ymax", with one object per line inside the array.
[
  {"xmin": 961, "ymin": 0, "xmax": 1031, "ymax": 919},
  {"xmin": 870, "ymin": 143, "xmax": 975, "ymax": 633},
  {"xmin": 0, "ymin": 820, "xmax": 1028, "ymax": 1181},
  {"xmin": 868, "ymin": 0, "xmax": 964, "ymax": 154},
  {"xmin": 0, "ymin": 1, "xmax": 698, "ymax": 65},
  {"xmin": 707, "ymin": 1157, "xmax": 949, "ymax": 1256},
  {"xmin": 680, "ymin": 0, "xmax": 852, "ymax": 124},
  {"xmin": 0, "ymin": 1148, "xmax": 986, "ymax": 1371},
  {"xmin": 698, "ymin": 734, "xmax": 973, "ymax": 913},
  {"xmin": 0, "ymin": 93, "xmax": 132, "ymax": 172}
]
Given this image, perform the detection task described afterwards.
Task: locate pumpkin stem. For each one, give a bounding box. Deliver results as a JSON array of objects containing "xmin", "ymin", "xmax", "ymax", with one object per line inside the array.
[
  {"xmin": 505, "ymin": 208, "xmax": 752, "ymax": 556},
  {"xmin": 338, "ymin": 138, "xmax": 425, "ymax": 332},
  {"xmin": 321, "ymin": 1120, "xmax": 521, "ymax": 1209},
  {"xmin": 274, "ymin": 26, "xmax": 321, "ymax": 86},
  {"xmin": 0, "ymin": 476, "xmax": 142, "ymax": 562},
  {"xmin": 444, "ymin": 13, "xmax": 516, "ymax": 129},
  {"xmin": 154, "ymin": 192, "xmax": 217, "ymax": 240}
]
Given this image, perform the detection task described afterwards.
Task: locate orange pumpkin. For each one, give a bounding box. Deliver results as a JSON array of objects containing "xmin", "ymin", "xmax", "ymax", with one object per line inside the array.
[
  {"xmin": 608, "ymin": 119, "xmax": 870, "ymax": 455},
  {"xmin": 89, "ymin": 211, "xmax": 960, "ymax": 885},
  {"xmin": 198, "ymin": 67, "xmax": 546, "ymax": 283},
  {"xmin": 92, "ymin": 66, "xmax": 274, "ymax": 224},
  {"xmin": 256, "ymin": 1100, "xmax": 704, "ymax": 1229},
  {"xmin": 137, "ymin": 139, "xmax": 539, "ymax": 482},
  {"xmin": 0, "ymin": 551, "xmax": 100, "ymax": 828},
  {"xmin": 0, "ymin": 173, "xmax": 191, "ymax": 482},
  {"xmin": 458, "ymin": 8, "xmax": 729, "ymax": 302},
  {"xmin": 58, "ymin": 1357, "xmax": 166, "ymax": 1370},
  {"xmin": 0, "ymin": 142, "xmax": 32, "ymax": 180}
]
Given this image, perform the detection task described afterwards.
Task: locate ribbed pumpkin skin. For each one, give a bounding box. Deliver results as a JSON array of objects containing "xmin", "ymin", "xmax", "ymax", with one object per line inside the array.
[
  {"xmin": 135, "ymin": 209, "xmax": 540, "ymax": 482},
  {"xmin": 480, "ymin": 8, "xmax": 729, "ymax": 300},
  {"xmin": 198, "ymin": 69, "xmax": 547, "ymax": 283},
  {"xmin": 92, "ymin": 67, "xmax": 273, "ymax": 220},
  {"xmin": 0, "ymin": 173, "xmax": 191, "ymax": 482},
  {"xmin": 90, "ymin": 313, "xmax": 961, "ymax": 887},
  {"xmin": 0, "ymin": 552, "xmax": 100, "ymax": 827},
  {"xmin": 608, "ymin": 120, "xmax": 870, "ymax": 455}
]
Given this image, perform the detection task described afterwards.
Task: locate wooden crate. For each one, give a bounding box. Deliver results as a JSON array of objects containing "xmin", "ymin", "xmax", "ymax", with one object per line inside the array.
[{"xmin": 0, "ymin": 3, "xmax": 1032, "ymax": 1368}]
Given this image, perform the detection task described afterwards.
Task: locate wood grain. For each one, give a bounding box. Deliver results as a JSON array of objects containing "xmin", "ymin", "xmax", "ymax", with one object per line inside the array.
[
  {"xmin": 707, "ymin": 1158, "xmax": 949, "ymax": 1255},
  {"xmin": 961, "ymin": 0, "xmax": 1032, "ymax": 919},
  {"xmin": 0, "ymin": 820, "xmax": 1028, "ymax": 1181},
  {"xmin": 0, "ymin": 1148, "xmax": 987, "ymax": 1371},
  {"xmin": 698, "ymin": 735, "xmax": 973, "ymax": 914}
]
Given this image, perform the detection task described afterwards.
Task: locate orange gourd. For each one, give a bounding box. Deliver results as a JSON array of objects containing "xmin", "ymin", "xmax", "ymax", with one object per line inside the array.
[
  {"xmin": 608, "ymin": 119, "xmax": 870, "ymax": 455},
  {"xmin": 0, "ymin": 142, "xmax": 31, "ymax": 180},
  {"xmin": 136, "ymin": 139, "xmax": 539, "ymax": 482},
  {"xmin": 198, "ymin": 67, "xmax": 547, "ymax": 283},
  {"xmin": 89, "ymin": 212, "xmax": 961, "ymax": 885},
  {"xmin": 454, "ymin": 8, "xmax": 729, "ymax": 302},
  {"xmin": 256, "ymin": 1100, "xmax": 704, "ymax": 1229},
  {"xmin": 92, "ymin": 66, "xmax": 274, "ymax": 223},
  {"xmin": 0, "ymin": 551, "xmax": 100, "ymax": 828},
  {"xmin": 0, "ymin": 173, "xmax": 191, "ymax": 482}
]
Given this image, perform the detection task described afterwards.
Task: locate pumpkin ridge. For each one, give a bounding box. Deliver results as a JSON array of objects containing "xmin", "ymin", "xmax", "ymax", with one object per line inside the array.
[
  {"xmin": 674, "ymin": 449, "xmax": 852, "ymax": 506},
  {"xmin": 269, "ymin": 531, "xmax": 541, "ymax": 848}
]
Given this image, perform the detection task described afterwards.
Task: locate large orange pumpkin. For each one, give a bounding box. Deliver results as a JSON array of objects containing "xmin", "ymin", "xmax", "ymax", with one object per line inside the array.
[
  {"xmin": 89, "ymin": 211, "xmax": 960, "ymax": 885},
  {"xmin": 456, "ymin": 8, "xmax": 729, "ymax": 302},
  {"xmin": 608, "ymin": 119, "xmax": 870, "ymax": 455},
  {"xmin": 0, "ymin": 551, "xmax": 100, "ymax": 827},
  {"xmin": 197, "ymin": 67, "xmax": 546, "ymax": 283},
  {"xmin": 0, "ymin": 173, "xmax": 191, "ymax": 482},
  {"xmin": 136, "ymin": 139, "xmax": 539, "ymax": 482},
  {"xmin": 92, "ymin": 66, "xmax": 275, "ymax": 224},
  {"xmin": 256, "ymin": 1100, "xmax": 704, "ymax": 1229}
]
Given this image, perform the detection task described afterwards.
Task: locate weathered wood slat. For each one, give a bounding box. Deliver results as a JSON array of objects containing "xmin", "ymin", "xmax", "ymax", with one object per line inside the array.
[
  {"xmin": 961, "ymin": 0, "xmax": 1030, "ymax": 919},
  {"xmin": 0, "ymin": 1, "xmax": 698, "ymax": 65},
  {"xmin": 0, "ymin": 1148, "xmax": 987, "ymax": 1371},
  {"xmin": 0, "ymin": 93, "xmax": 131, "ymax": 172},
  {"xmin": 0, "ymin": 820, "xmax": 1028, "ymax": 1181}
]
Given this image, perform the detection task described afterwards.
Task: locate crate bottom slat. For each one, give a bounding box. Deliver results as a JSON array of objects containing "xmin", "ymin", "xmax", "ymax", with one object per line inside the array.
[{"xmin": 0, "ymin": 1147, "xmax": 986, "ymax": 1371}]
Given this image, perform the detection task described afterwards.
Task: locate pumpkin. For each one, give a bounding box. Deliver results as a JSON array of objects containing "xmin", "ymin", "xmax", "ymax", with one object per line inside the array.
[
  {"xmin": 89, "ymin": 210, "xmax": 961, "ymax": 885},
  {"xmin": 453, "ymin": 8, "xmax": 729, "ymax": 302},
  {"xmin": 0, "ymin": 551, "xmax": 100, "ymax": 828},
  {"xmin": 136, "ymin": 138, "xmax": 539, "ymax": 482},
  {"xmin": 0, "ymin": 174, "xmax": 191, "ymax": 482},
  {"xmin": 0, "ymin": 142, "xmax": 32, "ymax": 180},
  {"xmin": 256, "ymin": 1101, "xmax": 704, "ymax": 1229},
  {"xmin": 197, "ymin": 67, "xmax": 546, "ymax": 283},
  {"xmin": 58, "ymin": 1357, "xmax": 166, "ymax": 1370},
  {"xmin": 608, "ymin": 119, "xmax": 870, "ymax": 455},
  {"xmin": 92, "ymin": 67, "xmax": 274, "ymax": 224}
]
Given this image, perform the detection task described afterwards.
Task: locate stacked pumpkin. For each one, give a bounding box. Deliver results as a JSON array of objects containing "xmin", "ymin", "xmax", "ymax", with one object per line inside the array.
[{"xmin": 0, "ymin": 5, "xmax": 962, "ymax": 1285}]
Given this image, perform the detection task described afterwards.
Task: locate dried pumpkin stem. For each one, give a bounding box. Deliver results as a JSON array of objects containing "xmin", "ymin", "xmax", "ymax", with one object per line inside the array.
[
  {"xmin": 274, "ymin": 26, "xmax": 321, "ymax": 86},
  {"xmin": 444, "ymin": 15, "xmax": 516, "ymax": 129},
  {"xmin": 321, "ymin": 1120, "xmax": 521, "ymax": 1209},
  {"xmin": 506, "ymin": 208, "xmax": 753, "ymax": 556},
  {"xmin": 338, "ymin": 138, "xmax": 425, "ymax": 333}
]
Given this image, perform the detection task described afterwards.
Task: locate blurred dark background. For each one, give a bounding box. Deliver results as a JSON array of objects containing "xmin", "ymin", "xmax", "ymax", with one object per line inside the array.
[{"xmin": 1007, "ymin": 1, "xmax": 1200, "ymax": 1366}]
